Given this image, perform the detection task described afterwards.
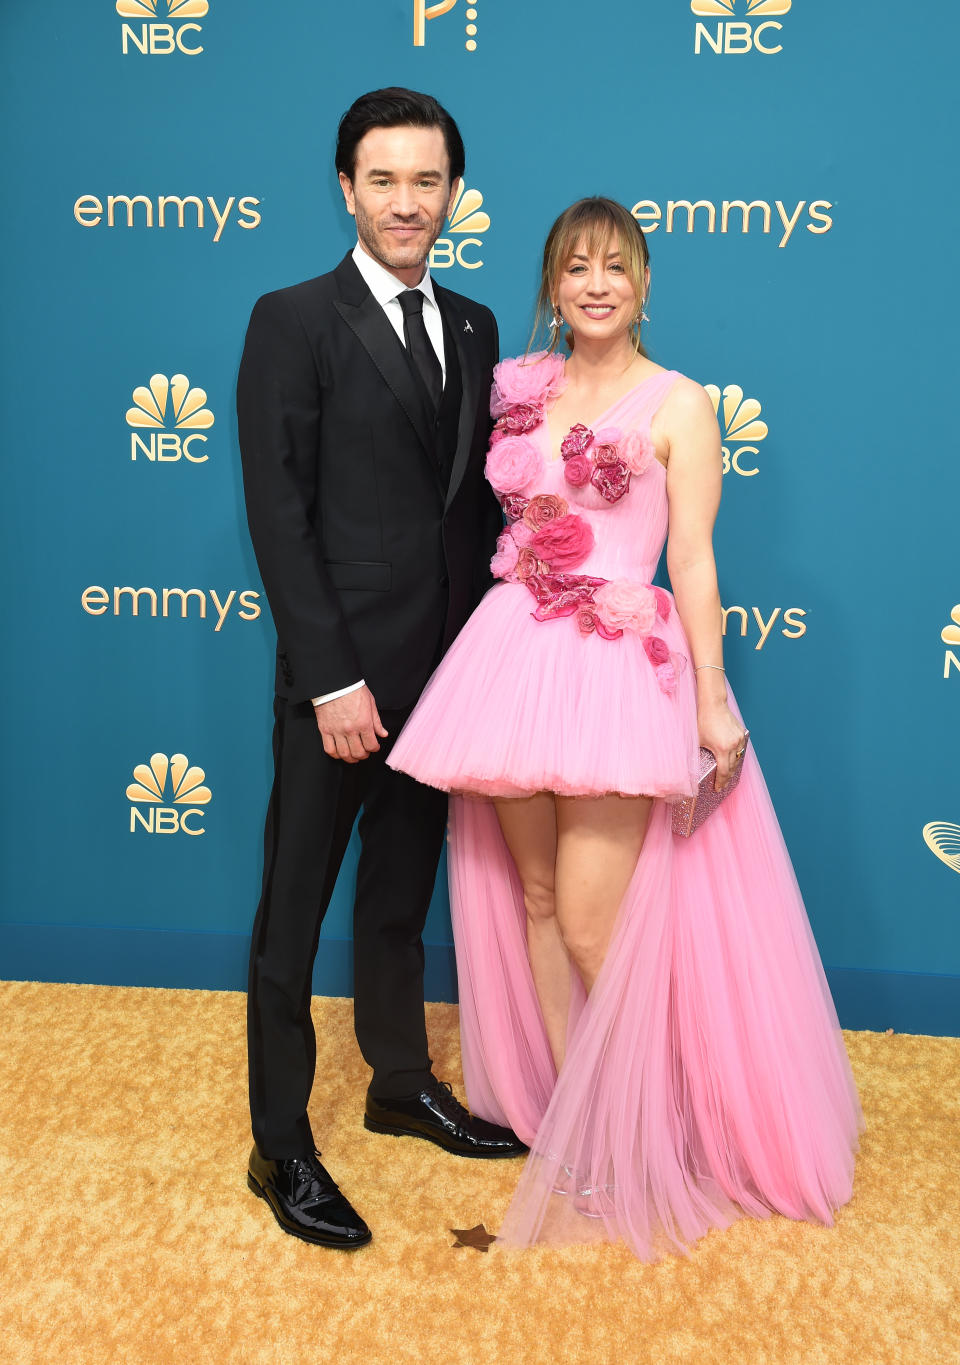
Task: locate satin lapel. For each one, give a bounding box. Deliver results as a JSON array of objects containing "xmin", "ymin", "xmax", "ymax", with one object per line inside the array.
[
  {"xmin": 437, "ymin": 289, "xmax": 480, "ymax": 514},
  {"xmin": 333, "ymin": 290, "xmax": 436, "ymax": 463}
]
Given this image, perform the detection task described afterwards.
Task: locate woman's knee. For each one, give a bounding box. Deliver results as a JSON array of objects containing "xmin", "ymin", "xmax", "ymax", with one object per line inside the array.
[
  {"xmin": 522, "ymin": 875, "xmax": 556, "ymax": 926},
  {"xmin": 556, "ymin": 914, "xmax": 605, "ymax": 971}
]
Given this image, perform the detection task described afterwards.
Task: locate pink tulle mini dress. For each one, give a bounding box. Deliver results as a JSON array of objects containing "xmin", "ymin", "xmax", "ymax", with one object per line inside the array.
[{"xmin": 388, "ymin": 352, "xmax": 862, "ymax": 1261}]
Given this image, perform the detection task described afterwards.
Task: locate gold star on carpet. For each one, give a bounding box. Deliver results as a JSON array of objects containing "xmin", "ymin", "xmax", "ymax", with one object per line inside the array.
[{"xmin": 450, "ymin": 1223, "xmax": 497, "ymax": 1252}]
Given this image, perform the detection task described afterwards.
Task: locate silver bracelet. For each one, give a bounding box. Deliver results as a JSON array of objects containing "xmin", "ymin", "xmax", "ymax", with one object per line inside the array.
[{"xmin": 695, "ymin": 664, "xmax": 726, "ymax": 674}]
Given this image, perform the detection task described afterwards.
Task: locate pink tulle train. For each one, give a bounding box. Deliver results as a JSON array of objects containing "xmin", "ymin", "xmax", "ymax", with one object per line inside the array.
[{"xmin": 447, "ymin": 743, "xmax": 862, "ymax": 1260}]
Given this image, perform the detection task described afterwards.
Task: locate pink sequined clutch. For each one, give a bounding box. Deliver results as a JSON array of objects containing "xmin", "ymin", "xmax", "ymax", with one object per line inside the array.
[{"xmin": 671, "ymin": 732, "xmax": 749, "ymax": 837}]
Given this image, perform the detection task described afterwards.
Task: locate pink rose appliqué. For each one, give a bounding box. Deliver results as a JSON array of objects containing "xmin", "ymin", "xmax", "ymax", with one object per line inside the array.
[
  {"xmin": 515, "ymin": 547, "xmax": 543, "ymax": 582},
  {"xmin": 485, "ymin": 435, "xmax": 544, "ymax": 496},
  {"xmin": 576, "ymin": 605, "xmax": 597, "ymax": 635},
  {"xmin": 622, "ymin": 430, "xmax": 656, "ymax": 476},
  {"xmin": 529, "ymin": 513, "xmax": 595, "ymax": 572},
  {"xmin": 490, "ymin": 531, "xmax": 520, "ymax": 579},
  {"xmin": 491, "ymin": 352, "xmax": 566, "ymax": 418},
  {"xmin": 656, "ymin": 652, "xmax": 687, "ymax": 695},
  {"xmin": 591, "ymin": 427, "xmax": 623, "ymax": 467},
  {"xmin": 510, "ymin": 520, "xmax": 535, "ymax": 547},
  {"xmin": 563, "ymin": 453, "xmax": 592, "ymax": 488},
  {"xmin": 590, "ymin": 461, "xmax": 631, "ymax": 503},
  {"xmin": 523, "ymin": 493, "xmax": 569, "ymax": 532},
  {"xmin": 594, "ymin": 580, "xmax": 658, "ymax": 635}
]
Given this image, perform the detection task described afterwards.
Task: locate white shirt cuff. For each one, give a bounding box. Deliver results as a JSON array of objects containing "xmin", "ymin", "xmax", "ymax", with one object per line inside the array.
[{"xmin": 311, "ymin": 679, "xmax": 365, "ymax": 707}]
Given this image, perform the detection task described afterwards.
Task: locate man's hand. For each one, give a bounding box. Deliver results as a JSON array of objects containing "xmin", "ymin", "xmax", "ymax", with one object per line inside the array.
[{"xmin": 314, "ymin": 686, "xmax": 388, "ymax": 763}]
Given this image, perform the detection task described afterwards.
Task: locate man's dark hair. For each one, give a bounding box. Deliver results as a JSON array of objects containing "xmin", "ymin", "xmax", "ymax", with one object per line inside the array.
[{"xmin": 335, "ymin": 87, "xmax": 465, "ymax": 184}]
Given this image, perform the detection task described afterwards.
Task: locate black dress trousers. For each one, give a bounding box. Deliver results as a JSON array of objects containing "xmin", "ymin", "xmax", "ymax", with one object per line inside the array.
[{"xmin": 247, "ymin": 695, "xmax": 448, "ymax": 1158}]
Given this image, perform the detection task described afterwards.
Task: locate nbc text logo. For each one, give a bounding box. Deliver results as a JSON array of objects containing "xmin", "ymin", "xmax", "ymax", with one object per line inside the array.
[
  {"xmin": 429, "ymin": 185, "xmax": 490, "ymax": 271},
  {"xmin": 127, "ymin": 753, "xmax": 210, "ymax": 836},
  {"xmin": 706, "ymin": 384, "xmax": 768, "ymax": 477},
  {"xmin": 414, "ymin": 0, "xmax": 479, "ymax": 51},
  {"xmin": 922, "ymin": 822, "xmax": 960, "ymax": 876},
  {"xmin": 691, "ymin": 0, "xmax": 791, "ymax": 55},
  {"xmin": 126, "ymin": 373, "xmax": 213, "ymax": 463},
  {"xmin": 117, "ymin": 0, "xmax": 208, "ymax": 56},
  {"xmin": 941, "ymin": 605, "xmax": 960, "ymax": 679}
]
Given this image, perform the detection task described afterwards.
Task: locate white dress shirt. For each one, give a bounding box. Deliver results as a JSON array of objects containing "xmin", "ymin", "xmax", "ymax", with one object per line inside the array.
[{"xmin": 311, "ymin": 242, "xmax": 446, "ymax": 708}]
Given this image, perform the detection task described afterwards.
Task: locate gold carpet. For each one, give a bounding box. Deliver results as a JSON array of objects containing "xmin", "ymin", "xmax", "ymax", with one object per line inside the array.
[{"xmin": 2, "ymin": 982, "xmax": 958, "ymax": 1365}]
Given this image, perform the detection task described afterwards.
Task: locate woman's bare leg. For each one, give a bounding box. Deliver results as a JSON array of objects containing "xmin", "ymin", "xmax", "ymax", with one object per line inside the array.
[
  {"xmin": 492, "ymin": 793, "xmax": 568, "ymax": 1071},
  {"xmin": 554, "ymin": 795, "xmax": 653, "ymax": 993}
]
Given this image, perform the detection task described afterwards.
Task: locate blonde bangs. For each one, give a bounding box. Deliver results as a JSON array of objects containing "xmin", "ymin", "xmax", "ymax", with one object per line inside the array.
[{"xmin": 531, "ymin": 198, "xmax": 650, "ymax": 356}]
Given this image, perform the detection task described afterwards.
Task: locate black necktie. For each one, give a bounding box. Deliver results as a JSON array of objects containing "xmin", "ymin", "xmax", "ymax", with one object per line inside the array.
[{"xmin": 398, "ymin": 288, "xmax": 443, "ymax": 414}]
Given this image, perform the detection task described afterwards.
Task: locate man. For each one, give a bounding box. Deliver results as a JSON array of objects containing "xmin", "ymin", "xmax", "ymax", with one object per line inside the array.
[{"xmin": 237, "ymin": 88, "xmax": 523, "ymax": 1250}]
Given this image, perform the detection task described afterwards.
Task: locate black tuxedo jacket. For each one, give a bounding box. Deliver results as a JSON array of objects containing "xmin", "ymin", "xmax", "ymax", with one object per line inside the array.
[{"xmin": 238, "ymin": 252, "xmax": 502, "ymax": 711}]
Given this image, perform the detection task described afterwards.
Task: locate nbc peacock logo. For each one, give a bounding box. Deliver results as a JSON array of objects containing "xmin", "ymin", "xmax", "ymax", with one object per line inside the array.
[
  {"xmin": 126, "ymin": 373, "xmax": 213, "ymax": 463},
  {"xmin": 413, "ymin": 0, "xmax": 479, "ymax": 51},
  {"xmin": 704, "ymin": 384, "xmax": 768, "ymax": 477},
  {"xmin": 117, "ymin": 0, "xmax": 208, "ymax": 55},
  {"xmin": 922, "ymin": 822, "xmax": 960, "ymax": 875},
  {"xmin": 691, "ymin": 0, "xmax": 791, "ymax": 55},
  {"xmin": 127, "ymin": 753, "xmax": 211, "ymax": 836},
  {"xmin": 429, "ymin": 185, "xmax": 490, "ymax": 272},
  {"xmin": 941, "ymin": 605, "xmax": 960, "ymax": 679}
]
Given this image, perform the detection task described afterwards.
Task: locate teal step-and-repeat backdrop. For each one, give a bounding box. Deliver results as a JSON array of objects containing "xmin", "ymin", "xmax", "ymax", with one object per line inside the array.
[{"xmin": 1, "ymin": 1, "xmax": 958, "ymax": 1033}]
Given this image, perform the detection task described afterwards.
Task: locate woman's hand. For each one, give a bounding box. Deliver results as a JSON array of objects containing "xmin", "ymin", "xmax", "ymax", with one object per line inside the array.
[{"xmin": 698, "ymin": 700, "xmax": 747, "ymax": 790}]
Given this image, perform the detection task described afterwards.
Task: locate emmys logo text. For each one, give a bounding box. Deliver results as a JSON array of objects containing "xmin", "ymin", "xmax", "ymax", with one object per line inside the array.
[
  {"xmin": 631, "ymin": 197, "xmax": 831, "ymax": 249},
  {"xmin": 941, "ymin": 605, "xmax": 960, "ymax": 678},
  {"xmin": 117, "ymin": 0, "xmax": 208, "ymax": 56},
  {"xmin": 722, "ymin": 605, "xmax": 806, "ymax": 650},
  {"xmin": 428, "ymin": 185, "xmax": 490, "ymax": 271},
  {"xmin": 691, "ymin": 0, "xmax": 791, "ymax": 56},
  {"xmin": 74, "ymin": 194, "xmax": 261, "ymax": 243},
  {"xmin": 126, "ymin": 373, "xmax": 213, "ymax": 463},
  {"xmin": 706, "ymin": 385, "xmax": 768, "ymax": 477},
  {"xmin": 82, "ymin": 586, "xmax": 261, "ymax": 631},
  {"xmin": 413, "ymin": 0, "xmax": 479, "ymax": 52},
  {"xmin": 127, "ymin": 753, "xmax": 210, "ymax": 836}
]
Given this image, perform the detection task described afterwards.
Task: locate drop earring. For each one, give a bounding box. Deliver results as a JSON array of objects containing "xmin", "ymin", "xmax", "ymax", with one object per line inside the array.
[{"xmin": 549, "ymin": 306, "xmax": 564, "ymax": 330}]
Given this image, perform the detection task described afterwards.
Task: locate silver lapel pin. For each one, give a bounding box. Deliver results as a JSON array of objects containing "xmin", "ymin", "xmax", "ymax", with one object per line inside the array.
[{"xmin": 464, "ymin": 319, "xmax": 473, "ymax": 334}]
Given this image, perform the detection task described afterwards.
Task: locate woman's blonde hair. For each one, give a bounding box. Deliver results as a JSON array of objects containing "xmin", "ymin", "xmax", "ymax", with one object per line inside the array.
[{"xmin": 530, "ymin": 197, "xmax": 651, "ymax": 357}]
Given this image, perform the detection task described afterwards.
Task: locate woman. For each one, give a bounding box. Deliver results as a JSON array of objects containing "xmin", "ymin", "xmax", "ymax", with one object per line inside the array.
[{"xmin": 388, "ymin": 197, "xmax": 861, "ymax": 1260}]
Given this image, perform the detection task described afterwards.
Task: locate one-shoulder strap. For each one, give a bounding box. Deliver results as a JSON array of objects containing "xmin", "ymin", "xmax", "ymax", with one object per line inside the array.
[{"xmin": 623, "ymin": 369, "xmax": 680, "ymax": 429}]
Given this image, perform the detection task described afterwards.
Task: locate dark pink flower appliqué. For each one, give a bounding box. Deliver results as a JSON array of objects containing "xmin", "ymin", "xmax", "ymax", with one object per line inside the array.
[
  {"xmin": 563, "ymin": 453, "xmax": 592, "ymax": 488},
  {"xmin": 499, "ymin": 492, "xmax": 530, "ymax": 522},
  {"xmin": 561, "ymin": 424, "xmax": 593, "ymax": 460},
  {"xmin": 523, "ymin": 493, "xmax": 568, "ymax": 532},
  {"xmin": 644, "ymin": 636, "xmax": 670, "ymax": 667},
  {"xmin": 590, "ymin": 461, "xmax": 631, "ymax": 503},
  {"xmin": 500, "ymin": 402, "xmax": 544, "ymax": 435},
  {"xmin": 653, "ymin": 587, "xmax": 672, "ymax": 621},
  {"xmin": 576, "ymin": 605, "xmax": 597, "ymax": 635},
  {"xmin": 529, "ymin": 513, "xmax": 594, "ymax": 572}
]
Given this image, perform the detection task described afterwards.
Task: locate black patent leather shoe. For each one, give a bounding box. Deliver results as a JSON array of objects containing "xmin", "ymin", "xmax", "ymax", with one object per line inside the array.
[
  {"xmin": 364, "ymin": 1078, "xmax": 527, "ymax": 1158},
  {"xmin": 247, "ymin": 1145, "xmax": 371, "ymax": 1248}
]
